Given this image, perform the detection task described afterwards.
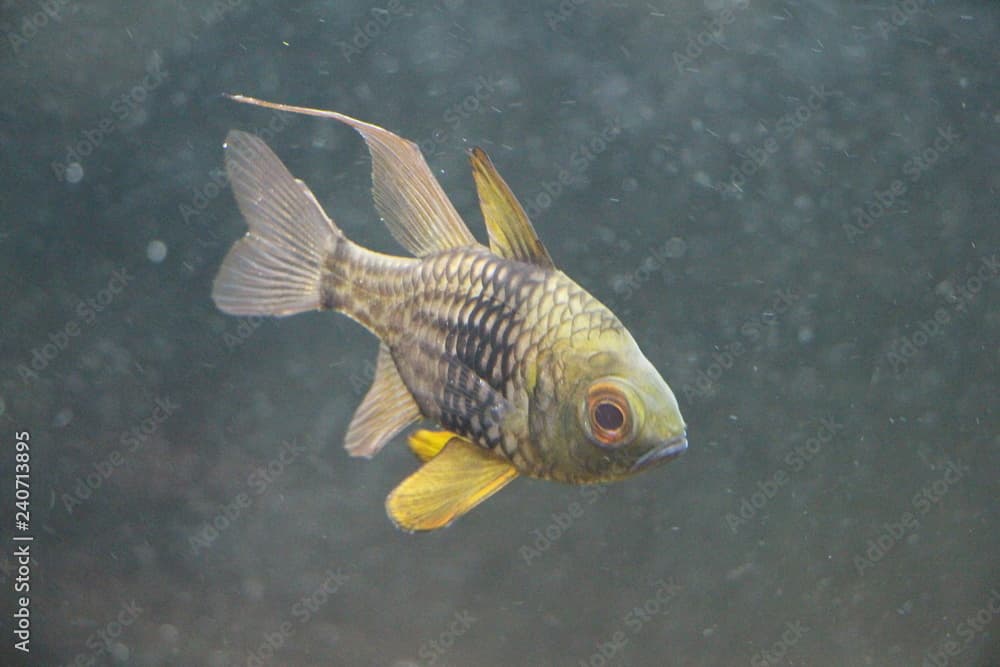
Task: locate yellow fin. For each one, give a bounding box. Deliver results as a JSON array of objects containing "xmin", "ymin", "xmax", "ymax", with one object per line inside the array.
[
  {"xmin": 469, "ymin": 147, "xmax": 555, "ymax": 269},
  {"xmin": 408, "ymin": 429, "xmax": 455, "ymax": 463},
  {"xmin": 226, "ymin": 95, "xmax": 478, "ymax": 257},
  {"xmin": 345, "ymin": 343, "xmax": 421, "ymax": 458},
  {"xmin": 386, "ymin": 436, "xmax": 518, "ymax": 532}
]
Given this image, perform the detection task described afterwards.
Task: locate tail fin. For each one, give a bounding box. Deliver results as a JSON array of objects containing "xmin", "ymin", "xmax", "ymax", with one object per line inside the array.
[{"xmin": 212, "ymin": 130, "xmax": 343, "ymax": 316}]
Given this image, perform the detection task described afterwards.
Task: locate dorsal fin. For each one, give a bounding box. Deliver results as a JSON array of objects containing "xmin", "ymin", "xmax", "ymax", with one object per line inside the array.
[
  {"xmin": 226, "ymin": 95, "xmax": 478, "ymax": 257},
  {"xmin": 344, "ymin": 343, "xmax": 422, "ymax": 458},
  {"xmin": 469, "ymin": 147, "xmax": 555, "ymax": 269}
]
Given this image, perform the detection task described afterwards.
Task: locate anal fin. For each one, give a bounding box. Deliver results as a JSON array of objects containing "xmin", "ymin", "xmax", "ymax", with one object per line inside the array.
[
  {"xmin": 345, "ymin": 343, "xmax": 421, "ymax": 458},
  {"xmin": 386, "ymin": 435, "xmax": 518, "ymax": 532}
]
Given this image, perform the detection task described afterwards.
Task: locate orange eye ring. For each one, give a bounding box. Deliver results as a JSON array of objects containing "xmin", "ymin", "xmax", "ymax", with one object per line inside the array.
[{"xmin": 586, "ymin": 381, "xmax": 633, "ymax": 447}]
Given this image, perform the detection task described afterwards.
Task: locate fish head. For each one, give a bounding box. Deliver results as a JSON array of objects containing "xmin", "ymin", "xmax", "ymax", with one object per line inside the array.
[{"xmin": 533, "ymin": 331, "xmax": 687, "ymax": 483}]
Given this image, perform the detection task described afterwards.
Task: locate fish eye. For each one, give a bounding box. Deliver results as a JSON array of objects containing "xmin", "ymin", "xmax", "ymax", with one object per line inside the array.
[
  {"xmin": 594, "ymin": 402, "xmax": 624, "ymax": 430},
  {"xmin": 585, "ymin": 381, "xmax": 633, "ymax": 448}
]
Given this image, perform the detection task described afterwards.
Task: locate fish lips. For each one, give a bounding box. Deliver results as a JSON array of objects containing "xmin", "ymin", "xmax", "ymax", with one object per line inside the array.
[{"xmin": 631, "ymin": 432, "xmax": 688, "ymax": 472}]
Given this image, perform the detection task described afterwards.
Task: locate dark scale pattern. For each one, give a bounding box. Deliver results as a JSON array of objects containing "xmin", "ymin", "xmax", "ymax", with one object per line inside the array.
[
  {"xmin": 450, "ymin": 286, "xmax": 519, "ymax": 390},
  {"xmin": 430, "ymin": 254, "xmax": 540, "ymax": 450},
  {"xmin": 381, "ymin": 249, "xmax": 548, "ymax": 453},
  {"xmin": 436, "ymin": 353, "xmax": 508, "ymax": 450}
]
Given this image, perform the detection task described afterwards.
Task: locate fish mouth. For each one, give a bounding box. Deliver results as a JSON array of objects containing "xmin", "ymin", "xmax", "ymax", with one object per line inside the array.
[{"xmin": 631, "ymin": 432, "xmax": 688, "ymax": 472}]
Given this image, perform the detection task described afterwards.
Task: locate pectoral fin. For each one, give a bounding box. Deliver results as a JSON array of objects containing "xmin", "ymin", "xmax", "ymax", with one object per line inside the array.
[
  {"xmin": 386, "ymin": 436, "xmax": 518, "ymax": 532},
  {"xmin": 407, "ymin": 429, "xmax": 455, "ymax": 463},
  {"xmin": 469, "ymin": 146, "xmax": 555, "ymax": 269},
  {"xmin": 345, "ymin": 343, "xmax": 422, "ymax": 458}
]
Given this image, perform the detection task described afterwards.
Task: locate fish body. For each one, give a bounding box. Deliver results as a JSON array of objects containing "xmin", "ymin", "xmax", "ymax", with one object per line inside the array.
[{"xmin": 214, "ymin": 95, "xmax": 687, "ymax": 530}]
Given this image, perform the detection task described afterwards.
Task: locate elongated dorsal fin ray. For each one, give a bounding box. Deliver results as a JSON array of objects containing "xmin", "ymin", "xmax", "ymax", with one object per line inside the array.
[
  {"xmin": 213, "ymin": 130, "xmax": 343, "ymax": 316},
  {"xmin": 226, "ymin": 95, "xmax": 478, "ymax": 257},
  {"xmin": 469, "ymin": 147, "xmax": 555, "ymax": 269},
  {"xmin": 386, "ymin": 435, "xmax": 518, "ymax": 532},
  {"xmin": 345, "ymin": 343, "xmax": 422, "ymax": 458}
]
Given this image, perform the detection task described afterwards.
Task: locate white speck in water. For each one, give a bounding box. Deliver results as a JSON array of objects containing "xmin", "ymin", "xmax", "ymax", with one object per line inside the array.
[
  {"xmin": 243, "ymin": 577, "xmax": 265, "ymax": 600},
  {"xmin": 159, "ymin": 624, "xmax": 180, "ymax": 643},
  {"xmin": 373, "ymin": 52, "xmax": 400, "ymax": 75},
  {"xmin": 66, "ymin": 162, "xmax": 84, "ymax": 184},
  {"xmin": 52, "ymin": 408, "xmax": 74, "ymax": 428},
  {"xmin": 798, "ymin": 326, "xmax": 814, "ymax": 344},
  {"xmin": 147, "ymin": 240, "xmax": 168, "ymax": 263},
  {"xmin": 110, "ymin": 642, "xmax": 129, "ymax": 662},
  {"xmin": 663, "ymin": 236, "xmax": 687, "ymax": 259}
]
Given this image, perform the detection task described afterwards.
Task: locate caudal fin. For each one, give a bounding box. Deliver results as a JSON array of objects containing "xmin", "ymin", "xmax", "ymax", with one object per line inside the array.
[{"xmin": 212, "ymin": 130, "xmax": 343, "ymax": 316}]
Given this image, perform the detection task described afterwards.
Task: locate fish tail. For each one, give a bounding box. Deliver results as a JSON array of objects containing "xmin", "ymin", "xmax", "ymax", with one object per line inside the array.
[{"xmin": 213, "ymin": 130, "xmax": 360, "ymax": 318}]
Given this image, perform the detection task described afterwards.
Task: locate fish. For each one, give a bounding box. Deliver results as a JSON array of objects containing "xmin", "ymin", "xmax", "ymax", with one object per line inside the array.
[{"xmin": 213, "ymin": 94, "xmax": 687, "ymax": 532}]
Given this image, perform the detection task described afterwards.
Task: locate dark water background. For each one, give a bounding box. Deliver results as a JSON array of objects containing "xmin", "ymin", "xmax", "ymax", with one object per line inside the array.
[{"xmin": 1, "ymin": 1, "xmax": 998, "ymax": 665}]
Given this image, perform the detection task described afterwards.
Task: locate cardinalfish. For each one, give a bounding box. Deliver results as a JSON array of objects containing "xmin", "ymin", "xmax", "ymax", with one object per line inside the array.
[{"xmin": 213, "ymin": 94, "xmax": 687, "ymax": 532}]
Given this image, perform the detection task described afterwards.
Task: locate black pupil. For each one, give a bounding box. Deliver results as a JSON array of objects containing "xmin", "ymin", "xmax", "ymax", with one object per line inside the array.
[{"xmin": 594, "ymin": 402, "xmax": 624, "ymax": 431}]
